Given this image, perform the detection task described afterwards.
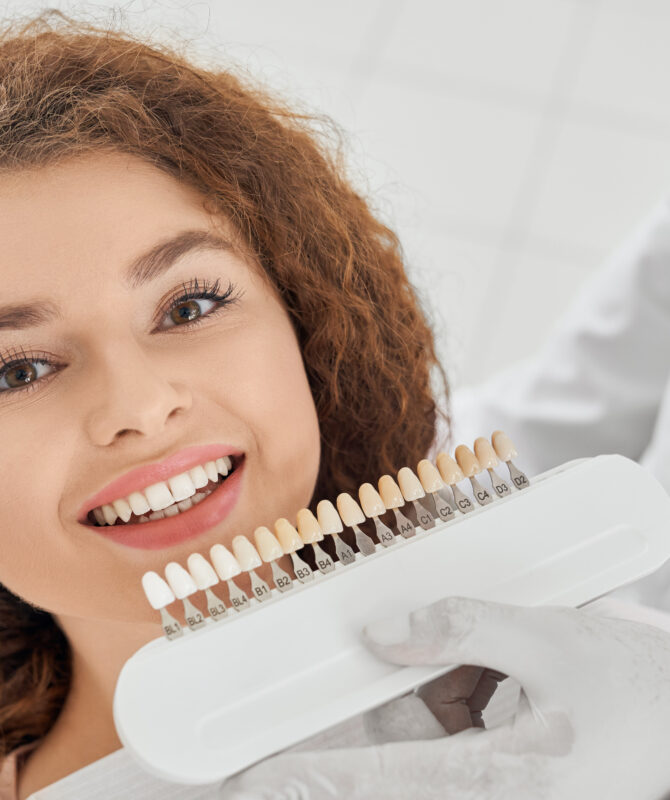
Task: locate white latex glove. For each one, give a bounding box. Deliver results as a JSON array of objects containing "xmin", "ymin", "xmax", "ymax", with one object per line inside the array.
[{"xmin": 223, "ymin": 597, "xmax": 670, "ymax": 800}]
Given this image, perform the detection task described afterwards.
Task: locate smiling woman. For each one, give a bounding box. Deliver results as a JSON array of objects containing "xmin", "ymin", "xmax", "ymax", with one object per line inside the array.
[{"xmin": 0, "ymin": 9, "xmax": 447, "ymax": 799}]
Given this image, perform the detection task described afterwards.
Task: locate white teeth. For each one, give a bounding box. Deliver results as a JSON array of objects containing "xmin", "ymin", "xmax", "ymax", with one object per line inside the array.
[
  {"xmin": 188, "ymin": 465, "xmax": 209, "ymax": 489},
  {"xmin": 128, "ymin": 491, "xmax": 151, "ymax": 516},
  {"xmin": 144, "ymin": 482, "xmax": 175, "ymax": 512},
  {"xmin": 112, "ymin": 498, "xmax": 133, "ymax": 523},
  {"xmin": 91, "ymin": 456, "xmax": 236, "ymax": 525},
  {"xmin": 204, "ymin": 460, "xmax": 219, "ymax": 482},
  {"xmin": 102, "ymin": 504, "xmax": 118, "ymax": 525},
  {"xmin": 167, "ymin": 472, "xmax": 196, "ymax": 502}
]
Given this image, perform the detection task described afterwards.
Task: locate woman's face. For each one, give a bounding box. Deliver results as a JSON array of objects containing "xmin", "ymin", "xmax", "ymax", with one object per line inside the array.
[{"xmin": 0, "ymin": 151, "xmax": 321, "ymax": 622}]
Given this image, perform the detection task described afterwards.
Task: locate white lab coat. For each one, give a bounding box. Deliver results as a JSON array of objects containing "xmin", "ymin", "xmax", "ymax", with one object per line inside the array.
[{"xmin": 447, "ymin": 192, "xmax": 670, "ymax": 611}]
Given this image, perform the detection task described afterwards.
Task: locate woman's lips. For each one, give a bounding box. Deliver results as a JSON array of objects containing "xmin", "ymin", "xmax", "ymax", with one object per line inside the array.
[
  {"xmin": 78, "ymin": 443, "xmax": 243, "ymax": 522},
  {"xmin": 87, "ymin": 459, "xmax": 245, "ymax": 550}
]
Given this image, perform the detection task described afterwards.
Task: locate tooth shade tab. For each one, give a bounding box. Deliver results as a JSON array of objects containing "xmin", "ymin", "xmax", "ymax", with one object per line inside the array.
[
  {"xmin": 474, "ymin": 437, "xmax": 499, "ymax": 469},
  {"xmin": 358, "ymin": 483, "xmax": 385, "ymax": 518},
  {"xmin": 254, "ymin": 527, "xmax": 283, "ymax": 562},
  {"xmin": 164, "ymin": 562, "xmax": 197, "ymax": 599},
  {"xmin": 295, "ymin": 509, "xmax": 323, "ymax": 544},
  {"xmin": 455, "ymin": 445, "xmax": 481, "ymax": 478},
  {"xmin": 492, "ymin": 430, "xmax": 518, "ymax": 461},
  {"xmin": 210, "ymin": 544, "xmax": 242, "ymax": 580},
  {"xmin": 436, "ymin": 452, "xmax": 464, "ymax": 485},
  {"xmin": 317, "ymin": 500, "xmax": 344, "ymax": 534},
  {"xmin": 378, "ymin": 475, "xmax": 404, "ymax": 509},
  {"xmin": 397, "ymin": 467, "xmax": 425, "ymax": 501},
  {"xmin": 232, "ymin": 536, "xmax": 262, "ymax": 570},
  {"xmin": 275, "ymin": 518, "xmax": 303, "ymax": 552},
  {"xmin": 142, "ymin": 571, "xmax": 175, "ymax": 609},
  {"xmin": 186, "ymin": 553, "xmax": 219, "ymax": 590},
  {"xmin": 336, "ymin": 493, "xmax": 366, "ymax": 527},
  {"xmin": 417, "ymin": 460, "xmax": 444, "ymax": 493}
]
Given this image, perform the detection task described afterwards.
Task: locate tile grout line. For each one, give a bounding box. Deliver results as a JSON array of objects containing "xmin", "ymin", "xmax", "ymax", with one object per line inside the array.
[{"xmin": 468, "ymin": 0, "xmax": 601, "ymax": 379}]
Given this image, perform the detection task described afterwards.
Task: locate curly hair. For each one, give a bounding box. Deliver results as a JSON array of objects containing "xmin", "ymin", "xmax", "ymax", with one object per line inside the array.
[{"xmin": 0, "ymin": 10, "xmax": 449, "ymax": 757}]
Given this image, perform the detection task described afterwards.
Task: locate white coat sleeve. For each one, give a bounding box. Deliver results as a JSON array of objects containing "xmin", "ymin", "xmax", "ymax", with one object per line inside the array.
[
  {"xmin": 445, "ymin": 193, "xmax": 670, "ymax": 480},
  {"xmin": 441, "ymin": 194, "xmax": 670, "ymax": 610}
]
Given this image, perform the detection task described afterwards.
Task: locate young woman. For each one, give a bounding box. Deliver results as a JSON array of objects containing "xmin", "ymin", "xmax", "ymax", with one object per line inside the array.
[{"xmin": 0, "ymin": 10, "xmax": 448, "ymax": 798}]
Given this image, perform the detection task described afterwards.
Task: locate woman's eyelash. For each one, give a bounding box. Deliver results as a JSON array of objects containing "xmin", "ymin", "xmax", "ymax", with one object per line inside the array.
[
  {"xmin": 160, "ymin": 277, "xmax": 239, "ymax": 328},
  {"xmin": 0, "ymin": 278, "xmax": 241, "ymax": 396}
]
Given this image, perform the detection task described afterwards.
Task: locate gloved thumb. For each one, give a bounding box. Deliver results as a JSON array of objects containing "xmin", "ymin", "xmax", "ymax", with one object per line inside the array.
[{"xmin": 363, "ymin": 596, "xmax": 581, "ymax": 712}]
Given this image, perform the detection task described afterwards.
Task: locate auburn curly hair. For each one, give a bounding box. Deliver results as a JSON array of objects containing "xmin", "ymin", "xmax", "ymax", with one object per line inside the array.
[{"xmin": 0, "ymin": 10, "xmax": 449, "ymax": 758}]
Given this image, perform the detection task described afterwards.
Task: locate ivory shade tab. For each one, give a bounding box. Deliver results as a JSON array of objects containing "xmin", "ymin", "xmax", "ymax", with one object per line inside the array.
[
  {"xmin": 492, "ymin": 430, "xmax": 518, "ymax": 461},
  {"xmin": 397, "ymin": 467, "xmax": 425, "ymax": 501},
  {"xmin": 275, "ymin": 518, "xmax": 303, "ymax": 553},
  {"xmin": 186, "ymin": 554, "xmax": 219, "ymax": 591},
  {"xmin": 254, "ymin": 527, "xmax": 284, "ymax": 562},
  {"xmin": 359, "ymin": 483, "xmax": 386, "ymax": 518},
  {"xmin": 378, "ymin": 475, "xmax": 404, "ymax": 509},
  {"xmin": 296, "ymin": 508, "xmax": 323, "ymax": 544},
  {"xmin": 417, "ymin": 460, "xmax": 444, "ymax": 493},
  {"xmin": 474, "ymin": 437, "xmax": 499, "ymax": 469},
  {"xmin": 209, "ymin": 544, "xmax": 242, "ymax": 580},
  {"xmin": 454, "ymin": 445, "xmax": 481, "ymax": 478},
  {"xmin": 142, "ymin": 571, "xmax": 175, "ymax": 609},
  {"xmin": 436, "ymin": 452, "xmax": 464, "ymax": 484},
  {"xmin": 336, "ymin": 493, "xmax": 366, "ymax": 527},
  {"xmin": 232, "ymin": 536, "xmax": 262, "ymax": 571},
  {"xmin": 316, "ymin": 500, "xmax": 344, "ymax": 534},
  {"xmin": 164, "ymin": 562, "xmax": 197, "ymax": 600}
]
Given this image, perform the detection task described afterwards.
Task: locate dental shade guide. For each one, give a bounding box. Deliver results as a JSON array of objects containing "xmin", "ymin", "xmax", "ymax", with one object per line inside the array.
[{"xmin": 123, "ymin": 432, "xmax": 670, "ymax": 785}]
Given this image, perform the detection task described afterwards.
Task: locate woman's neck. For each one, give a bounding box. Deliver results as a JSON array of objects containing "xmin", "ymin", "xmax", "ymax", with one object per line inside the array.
[{"xmin": 16, "ymin": 614, "xmax": 158, "ymax": 799}]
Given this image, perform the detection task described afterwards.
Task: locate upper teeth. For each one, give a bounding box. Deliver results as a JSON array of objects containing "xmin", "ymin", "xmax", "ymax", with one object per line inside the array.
[{"xmin": 92, "ymin": 457, "xmax": 233, "ymax": 526}]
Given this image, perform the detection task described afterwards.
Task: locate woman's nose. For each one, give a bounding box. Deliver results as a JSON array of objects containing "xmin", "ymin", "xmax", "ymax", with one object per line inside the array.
[{"xmin": 83, "ymin": 340, "xmax": 194, "ymax": 446}]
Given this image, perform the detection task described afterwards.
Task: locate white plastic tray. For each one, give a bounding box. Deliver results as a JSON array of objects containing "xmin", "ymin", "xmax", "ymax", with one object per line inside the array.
[{"xmin": 114, "ymin": 455, "xmax": 670, "ymax": 784}]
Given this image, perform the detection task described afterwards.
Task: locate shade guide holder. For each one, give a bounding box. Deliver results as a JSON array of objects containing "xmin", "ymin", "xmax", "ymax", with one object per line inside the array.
[{"xmin": 114, "ymin": 455, "xmax": 670, "ymax": 784}]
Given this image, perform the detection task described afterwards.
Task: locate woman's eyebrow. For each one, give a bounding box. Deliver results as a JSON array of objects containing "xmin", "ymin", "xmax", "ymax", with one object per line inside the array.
[{"xmin": 0, "ymin": 229, "xmax": 233, "ymax": 330}]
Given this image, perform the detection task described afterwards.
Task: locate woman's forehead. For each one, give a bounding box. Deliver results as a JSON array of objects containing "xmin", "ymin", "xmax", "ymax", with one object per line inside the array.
[{"xmin": 0, "ymin": 152, "xmax": 257, "ymax": 295}]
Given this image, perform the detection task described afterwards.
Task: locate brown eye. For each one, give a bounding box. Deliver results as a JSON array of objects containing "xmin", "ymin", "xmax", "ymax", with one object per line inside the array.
[
  {"xmin": 6, "ymin": 362, "xmax": 37, "ymax": 388},
  {"xmin": 169, "ymin": 300, "xmax": 201, "ymax": 325}
]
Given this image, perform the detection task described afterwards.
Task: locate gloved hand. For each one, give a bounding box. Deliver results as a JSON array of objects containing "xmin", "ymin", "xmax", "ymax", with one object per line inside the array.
[{"xmin": 223, "ymin": 596, "xmax": 670, "ymax": 800}]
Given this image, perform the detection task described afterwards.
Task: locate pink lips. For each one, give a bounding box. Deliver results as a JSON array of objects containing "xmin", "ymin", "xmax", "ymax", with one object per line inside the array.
[
  {"xmin": 89, "ymin": 459, "xmax": 245, "ymax": 550},
  {"xmin": 77, "ymin": 444, "xmax": 243, "ymax": 523}
]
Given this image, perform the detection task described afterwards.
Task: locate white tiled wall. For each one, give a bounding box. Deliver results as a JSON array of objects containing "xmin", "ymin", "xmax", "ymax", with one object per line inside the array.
[{"xmin": 5, "ymin": 0, "xmax": 670, "ymax": 388}]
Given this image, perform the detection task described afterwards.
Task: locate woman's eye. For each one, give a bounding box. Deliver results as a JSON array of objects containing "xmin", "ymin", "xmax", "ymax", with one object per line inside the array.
[
  {"xmin": 161, "ymin": 297, "xmax": 219, "ymax": 329},
  {"xmin": 0, "ymin": 359, "xmax": 57, "ymax": 392}
]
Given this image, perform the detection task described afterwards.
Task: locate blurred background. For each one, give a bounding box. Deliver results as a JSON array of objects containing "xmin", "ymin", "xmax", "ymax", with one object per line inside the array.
[{"xmin": 2, "ymin": 0, "xmax": 667, "ymax": 389}]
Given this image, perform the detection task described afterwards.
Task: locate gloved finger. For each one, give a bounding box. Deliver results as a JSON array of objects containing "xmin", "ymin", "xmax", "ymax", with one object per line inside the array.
[
  {"xmin": 223, "ymin": 721, "xmax": 562, "ymax": 800},
  {"xmin": 363, "ymin": 596, "xmax": 582, "ymax": 711}
]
